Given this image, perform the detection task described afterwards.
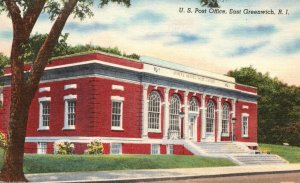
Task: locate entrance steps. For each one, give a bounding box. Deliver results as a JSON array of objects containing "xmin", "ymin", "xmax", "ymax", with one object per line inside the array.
[
  {"xmin": 184, "ymin": 141, "xmax": 288, "ymax": 165},
  {"xmin": 195, "ymin": 142, "xmax": 249, "ymax": 154},
  {"xmin": 231, "ymin": 154, "xmax": 288, "ymax": 165}
]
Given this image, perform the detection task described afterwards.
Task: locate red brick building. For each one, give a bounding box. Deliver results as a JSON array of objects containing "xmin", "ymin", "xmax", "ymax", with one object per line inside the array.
[{"xmin": 0, "ymin": 52, "xmax": 258, "ymax": 155}]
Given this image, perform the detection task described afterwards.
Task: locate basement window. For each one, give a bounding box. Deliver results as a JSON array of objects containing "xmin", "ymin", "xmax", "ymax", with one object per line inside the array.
[{"xmin": 110, "ymin": 143, "xmax": 122, "ymax": 155}]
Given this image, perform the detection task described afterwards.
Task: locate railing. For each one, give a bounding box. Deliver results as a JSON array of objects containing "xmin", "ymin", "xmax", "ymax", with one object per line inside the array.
[{"xmin": 168, "ymin": 129, "xmax": 180, "ymax": 140}]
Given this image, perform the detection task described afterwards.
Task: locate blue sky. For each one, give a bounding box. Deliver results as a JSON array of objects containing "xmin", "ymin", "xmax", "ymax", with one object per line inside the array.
[{"xmin": 0, "ymin": 0, "xmax": 300, "ymax": 85}]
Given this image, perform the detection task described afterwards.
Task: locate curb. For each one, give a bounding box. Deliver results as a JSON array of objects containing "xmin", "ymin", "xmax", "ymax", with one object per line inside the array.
[{"xmin": 37, "ymin": 169, "xmax": 300, "ymax": 183}]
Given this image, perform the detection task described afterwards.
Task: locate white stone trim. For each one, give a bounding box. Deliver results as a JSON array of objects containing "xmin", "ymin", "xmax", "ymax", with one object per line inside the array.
[
  {"xmin": 201, "ymin": 94, "xmax": 206, "ymax": 139},
  {"xmin": 112, "ymin": 85, "xmax": 124, "ymax": 91},
  {"xmin": 25, "ymin": 136, "xmax": 184, "ymax": 145},
  {"xmin": 142, "ymin": 84, "xmax": 149, "ymax": 138},
  {"xmin": 217, "ymin": 97, "xmax": 222, "ymax": 142},
  {"xmin": 163, "ymin": 87, "xmax": 170, "ymax": 139},
  {"xmin": 38, "ymin": 97, "xmax": 51, "ymax": 102},
  {"xmin": 39, "ymin": 87, "xmax": 50, "ymax": 93},
  {"xmin": 64, "ymin": 94, "xmax": 77, "ymax": 100},
  {"xmin": 242, "ymin": 105, "xmax": 249, "ymax": 109},
  {"xmin": 64, "ymin": 84, "xmax": 77, "ymax": 90},
  {"xmin": 110, "ymin": 96, "xmax": 124, "ymax": 101}
]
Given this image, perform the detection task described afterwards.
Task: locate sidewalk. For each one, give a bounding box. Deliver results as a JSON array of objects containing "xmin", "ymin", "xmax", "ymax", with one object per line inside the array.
[{"xmin": 27, "ymin": 164, "xmax": 300, "ymax": 183}]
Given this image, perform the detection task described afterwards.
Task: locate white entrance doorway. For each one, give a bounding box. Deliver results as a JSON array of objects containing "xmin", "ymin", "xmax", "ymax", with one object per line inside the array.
[{"xmin": 188, "ymin": 115, "xmax": 196, "ymax": 140}]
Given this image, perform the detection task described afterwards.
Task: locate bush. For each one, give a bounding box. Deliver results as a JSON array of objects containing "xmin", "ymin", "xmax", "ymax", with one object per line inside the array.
[
  {"xmin": 55, "ymin": 141, "xmax": 74, "ymax": 155},
  {"xmin": 0, "ymin": 132, "xmax": 7, "ymax": 149},
  {"xmin": 86, "ymin": 139, "xmax": 104, "ymax": 154}
]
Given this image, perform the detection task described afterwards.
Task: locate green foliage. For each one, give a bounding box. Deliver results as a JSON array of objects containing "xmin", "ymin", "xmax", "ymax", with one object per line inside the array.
[
  {"xmin": 86, "ymin": 139, "xmax": 104, "ymax": 154},
  {"xmin": 55, "ymin": 141, "xmax": 75, "ymax": 155},
  {"xmin": 200, "ymin": 0, "xmax": 219, "ymax": 8},
  {"xmin": 259, "ymin": 144, "xmax": 300, "ymax": 163},
  {"xmin": 228, "ymin": 66, "xmax": 300, "ymax": 146},
  {"xmin": 0, "ymin": 132, "xmax": 7, "ymax": 149},
  {"xmin": 66, "ymin": 44, "xmax": 140, "ymax": 60},
  {"xmin": 22, "ymin": 33, "xmax": 70, "ymax": 63},
  {"xmin": 0, "ymin": 52, "xmax": 9, "ymax": 76}
]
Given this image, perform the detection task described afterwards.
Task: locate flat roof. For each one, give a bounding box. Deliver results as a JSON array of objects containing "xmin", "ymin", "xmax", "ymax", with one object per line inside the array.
[{"xmin": 140, "ymin": 56, "xmax": 235, "ymax": 83}]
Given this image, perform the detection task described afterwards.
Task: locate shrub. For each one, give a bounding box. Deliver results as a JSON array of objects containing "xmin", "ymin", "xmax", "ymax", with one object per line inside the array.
[
  {"xmin": 0, "ymin": 132, "xmax": 7, "ymax": 149},
  {"xmin": 86, "ymin": 139, "xmax": 104, "ymax": 154},
  {"xmin": 55, "ymin": 141, "xmax": 74, "ymax": 155}
]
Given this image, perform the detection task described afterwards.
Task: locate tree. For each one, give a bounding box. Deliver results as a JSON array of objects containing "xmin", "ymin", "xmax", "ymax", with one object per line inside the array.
[
  {"xmin": 0, "ymin": 0, "xmax": 218, "ymax": 181},
  {"xmin": 228, "ymin": 66, "xmax": 300, "ymax": 146}
]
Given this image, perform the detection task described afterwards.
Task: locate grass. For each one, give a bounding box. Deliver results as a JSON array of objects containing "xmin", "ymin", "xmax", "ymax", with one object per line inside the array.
[
  {"xmin": 0, "ymin": 149, "xmax": 234, "ymax": 174},
  {"xmin": 259, "ymin": 144, "xmax": 300, "ymax": 163}
]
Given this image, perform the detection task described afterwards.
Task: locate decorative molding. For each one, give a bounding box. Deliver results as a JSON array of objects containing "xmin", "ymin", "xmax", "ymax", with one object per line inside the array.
[
  {"xmin": 64, "ymin": 84, "xmax": 77, "ymax": 90},
  {"xmin": 39, "ymin": 87, "xmax": 50, "ymax": 93},
  {"xmin": 64, "ymin": 94, "xmax": 77, "ymax": 100},
  {"xmin": 242, "ymin": 105, "xmax": 249, "ymax": 109},
  {"xmin": 112, "ymin": 85, "xmax": 124, "ymax": 91},
  {"xmin": 111, "ymin": 96, "xmax": 124, "ymax": 101},
  {"xmin": 38, "ymin": 97, "xmax": 51, "ymax": 102}
]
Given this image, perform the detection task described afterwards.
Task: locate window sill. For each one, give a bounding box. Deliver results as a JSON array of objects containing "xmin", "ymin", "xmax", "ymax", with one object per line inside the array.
[
  {"xmin": 148, "ymin": 129, "xmax": 162, "ymax": 133},
  {"xmin": 111, "ymin": 127, "xmax": 124, "ymax": 131},
  {"xmin": 37, "ymin": 127, "xmax": 50, "ymax": 131},
  {"xmin": 242, "ymin": 135, "xmax": 249, "ymax": 138},
  {"xmin": 62, "ymin": 126, "xmax": 76, "ymax": 130}
]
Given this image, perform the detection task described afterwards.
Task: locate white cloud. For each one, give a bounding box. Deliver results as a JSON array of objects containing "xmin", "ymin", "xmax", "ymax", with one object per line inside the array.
[{"xmin": 0, "ymin": 0, "xmax": 300, "ymax": 85}]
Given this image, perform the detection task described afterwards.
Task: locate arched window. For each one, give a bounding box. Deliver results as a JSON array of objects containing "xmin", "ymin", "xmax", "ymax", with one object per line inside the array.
[
  {"xmin": 206, "ymin": 100, "xmax": 215, "ymax": 133},
  {"xmin": 189, "ymin": 97, "xmax": 198, "ymax": 113},
  {"xmin": 148, "ymin": 91, "xmax": 161, "ymax": 130},
  {"xmin": 169, "ymin": 94, "xmax": 180, "ymax": 130},
  {"xmin": 222, "ymin": 103, "xmax": 230, "ymax": 135}
]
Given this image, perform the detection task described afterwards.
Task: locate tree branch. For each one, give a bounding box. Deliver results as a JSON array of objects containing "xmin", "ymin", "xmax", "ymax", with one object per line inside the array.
[
  {"xmin": 23, "ymin": 0, "xmax": 46, "ymax": 37},
  {"xmin": 26, "ymin": 0, "xmax": 78, "ymax": 92},
  {"xmin": 3, "ymin": 0, "xmax": 22, "ymax": 23}
]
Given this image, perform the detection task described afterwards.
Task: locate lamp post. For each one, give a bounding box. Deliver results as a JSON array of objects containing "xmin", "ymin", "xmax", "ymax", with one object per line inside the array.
[
  {"xmin": 231, "ymin": 117, "xmax": 236, "ymax": 142},
  {"xmin": 179, "ymin": 111, "xmax": 185, "ymax": 139}
]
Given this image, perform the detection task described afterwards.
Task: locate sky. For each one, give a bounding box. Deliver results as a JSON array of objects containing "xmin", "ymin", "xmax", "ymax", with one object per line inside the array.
[{"xmin": 0, "ymin": 0, "xmax": 300, "ymax": 86}]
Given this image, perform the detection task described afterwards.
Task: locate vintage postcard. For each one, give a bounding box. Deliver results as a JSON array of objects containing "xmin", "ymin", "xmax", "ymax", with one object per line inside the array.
[{"xmin": 0, "ymin": 0, "xmax": 299, "ymax": 182}]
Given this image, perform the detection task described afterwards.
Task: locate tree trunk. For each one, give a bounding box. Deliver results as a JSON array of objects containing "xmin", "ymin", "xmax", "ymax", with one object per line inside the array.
[
  {"xmin": 1, "ymin": 85, "xmax": 30, "ymax": 182},
  {"xmin": 0, "ymin": 1, "xmax": 78, "ymax": 181}
]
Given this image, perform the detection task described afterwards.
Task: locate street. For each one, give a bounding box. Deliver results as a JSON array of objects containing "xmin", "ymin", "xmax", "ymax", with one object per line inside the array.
[{"xmin": 146, "ymin": 172, "xmax": 300, "ymax": 183}]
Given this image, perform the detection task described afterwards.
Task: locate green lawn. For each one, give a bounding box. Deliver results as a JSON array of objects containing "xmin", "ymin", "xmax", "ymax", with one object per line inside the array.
[
  {"xmin": 0, "ymin": 149, "xmax": 234, "ymax": 174},
  {"xmin": 259, "ymin": 144, "xmax": 300, "ymax": 163}
]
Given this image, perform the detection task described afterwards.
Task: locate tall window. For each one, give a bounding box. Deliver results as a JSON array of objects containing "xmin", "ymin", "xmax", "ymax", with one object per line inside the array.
[
  {"xmin": 38, "ymin": 97, "xmax": 51, "ymax": 130},
  {"xmin": 41, "ymin": 102, "xmax": 50, "ymax": 126},
  {"xmin": 189, "ymin": 97, "xmax": 198, "ymax": 113},
  {"xmin": 169, "ymin": 94, "xmax": 180, "ymax": 130},
  {"xmin": 67, "ymin": 100, "xmax": 76, "ymax": 126},
  {"xmin": 222, "ymin": 103, "xmax": 230, "ymax": 136},
  {"xmin": 64, "ymin": 95, "xmax": 77, "ymax": 130},
  {"xmin": 242, "ymin": 114, "xmax": 249, "ymax": 137},
  {"xmin": 206, "ymin": 100, "xmax": 215, "ymax": 133},
  {"xmin": 111, "ymin": 101, "xmax": 123, "ymax": 129},
  {"xmin": 148, "ymin": 91, "xmax": 161, "ymax": 131}
]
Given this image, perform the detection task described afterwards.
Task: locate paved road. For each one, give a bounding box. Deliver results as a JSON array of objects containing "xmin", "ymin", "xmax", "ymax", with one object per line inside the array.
[{"xmin": 148, "ymin": 172, "xmax": 300, "ymax": 183}]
